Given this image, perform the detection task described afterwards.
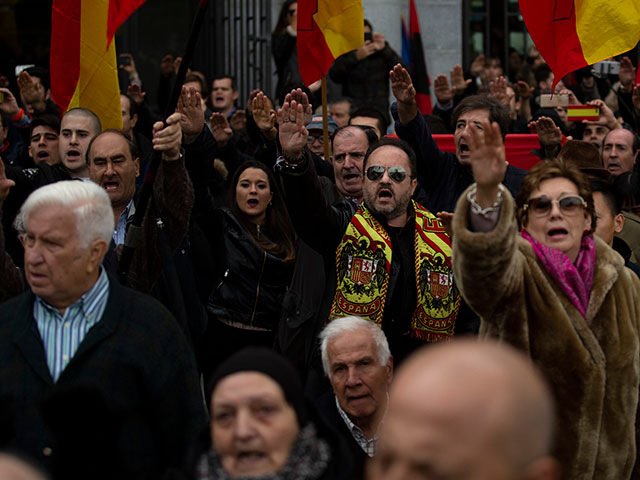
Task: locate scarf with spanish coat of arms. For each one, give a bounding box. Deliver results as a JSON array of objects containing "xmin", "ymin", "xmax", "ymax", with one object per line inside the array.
[{"xmin": 329, "ymin": 201, "xmax": 460, "ymax": 342}]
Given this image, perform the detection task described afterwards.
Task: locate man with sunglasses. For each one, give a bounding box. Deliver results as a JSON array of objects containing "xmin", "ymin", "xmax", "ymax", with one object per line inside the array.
[{"xmin": 277, "ymin": 98, "xmax": 460, "ymax": 366}]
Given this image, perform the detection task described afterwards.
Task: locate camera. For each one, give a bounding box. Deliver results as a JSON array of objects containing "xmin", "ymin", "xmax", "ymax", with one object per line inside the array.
[{"xmin": 592, "ymin": 61, "xmax": 620, "ymax": 77}]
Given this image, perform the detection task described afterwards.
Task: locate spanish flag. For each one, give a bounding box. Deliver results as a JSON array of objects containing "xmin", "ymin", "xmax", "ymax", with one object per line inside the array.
[
  {"xmin": 51, "ymin": 0, "xmax": 146, "ymax": 130},
  {"xmin": 297, "ymin": 0, "xmax": 364, "ymax": 86},
  {"xmin": 519, "ymin": 0, "xmax": 640, "ymax": 90}
]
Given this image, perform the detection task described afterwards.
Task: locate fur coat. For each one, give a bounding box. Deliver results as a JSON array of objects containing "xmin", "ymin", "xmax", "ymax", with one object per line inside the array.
[{"xmin": 452, "ymin": 186, "xmax": 640, "ymax": 479}]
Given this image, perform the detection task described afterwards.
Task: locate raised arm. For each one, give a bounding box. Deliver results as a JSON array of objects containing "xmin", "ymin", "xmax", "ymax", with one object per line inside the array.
[
  {"xmin": 451, "ymin": 118, "xmax": 523, "ymax": 320},
  {"xmin": 277, "ymin": 93, "xmax": 353, "ymax": 253},
  {"xmin": 128, "ymin": 112, "xmax": 194, "ymax": 293},
  {"xmin": 390, "ymin": 64, "xmax": 458, "ymax": 201}
]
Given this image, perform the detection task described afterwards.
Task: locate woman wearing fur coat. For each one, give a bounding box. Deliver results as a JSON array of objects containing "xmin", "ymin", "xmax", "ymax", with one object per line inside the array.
[{"xmin": 451, "ymin": 119, "xmax": 640, "ymax": 479}]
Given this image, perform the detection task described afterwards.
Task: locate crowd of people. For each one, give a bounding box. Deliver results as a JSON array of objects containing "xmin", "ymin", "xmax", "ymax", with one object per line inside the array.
[{"xmin": 1, "ymin": 8, "xmax": 640, "ymax": 479}]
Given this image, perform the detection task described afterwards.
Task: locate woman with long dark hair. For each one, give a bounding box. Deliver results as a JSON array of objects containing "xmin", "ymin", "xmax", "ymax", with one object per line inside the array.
[{"xmin": 199, "ymin": 160, "xmax": 296, "ymax": 376}]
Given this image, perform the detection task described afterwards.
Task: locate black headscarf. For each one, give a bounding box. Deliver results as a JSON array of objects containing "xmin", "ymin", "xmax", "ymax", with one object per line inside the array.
[{"xmin": 206, "ymin": 347, "xmax": 308, "ymax": 425}]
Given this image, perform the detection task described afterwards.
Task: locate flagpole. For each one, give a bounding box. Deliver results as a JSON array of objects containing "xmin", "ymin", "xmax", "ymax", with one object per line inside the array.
[
  {"xmin": 321, "ymin": 76, "xmax": 330, "ymax": 161},
  {"xmin": 117, "ymin": 0, "xmax": 210, "ymax": 284}
]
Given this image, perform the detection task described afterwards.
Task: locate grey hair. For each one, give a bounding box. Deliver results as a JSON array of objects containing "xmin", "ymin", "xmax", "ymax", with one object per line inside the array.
[
  {"xmin": 14, "ymin": 180, "xmax": 114, "ymax": 248},
  {"xmin": 319, "ymin": 316, "xmax": 391, "ymax": 376}
]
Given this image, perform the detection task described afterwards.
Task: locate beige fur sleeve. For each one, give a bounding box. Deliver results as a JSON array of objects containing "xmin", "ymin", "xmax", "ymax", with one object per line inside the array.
[{"xmin": 451, "ymin": 185, "xmax": 525, "ymax": 322}]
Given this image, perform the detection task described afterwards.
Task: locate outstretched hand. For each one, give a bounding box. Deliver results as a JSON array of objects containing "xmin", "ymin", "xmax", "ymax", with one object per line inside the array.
[
  {"xmin": 277, "ymin": 99, "xmax": 308, "ymax": 159},
  {"xmin": 619, "ymin": 56, "xmax": 635, "ymax": 90},
  {"xmin": 390, "ymin": 63, "xmax": 416, "ymax": 104},
  {"xmin": 17, "ymin": 71, "xmax": 46, "ymax": 113},
  {"xmin": 176, "ymin": 86, "xmax": 204, "ymax": 144},
  {"xmin": 450, "ymin": 64, "xmax": 471, "ymax": 95},
  {"xmin": 489, "ymin": 76, "xmax": 509, "ymax": 106},
  {"xmin": 209, "ymin": 113, "xmax": 233, "ymax": 147},
  {"xmin": 433, "ymin": 74, "xmax": 453, "ymax": 105},
  {"xmin": 284, "ymin": 88, "xmax": 312, "ymax": 125},
  {"xmin": 467, "ymin": 119, "xmax": 507, "ymax": 207},
  {"xmin": 528, "ymin": 116, "xmax": 562, "ymax": 146},
  {"xmin": 252, "ymin": 91, "xmax": 277, "ymax": 139},
  {"xmin": 127, "ymin": 83, "xmax": 146, "ymax": 106}
]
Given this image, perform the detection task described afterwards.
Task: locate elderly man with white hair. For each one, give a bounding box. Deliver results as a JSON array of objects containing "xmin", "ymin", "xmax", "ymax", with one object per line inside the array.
[
  {"xmin": 0, "ymin": 180, "xmax": 205, "ymax": 478},
  {"xmin": 317, "ymin": 315, "xmax": 393, "ymax": 479}
]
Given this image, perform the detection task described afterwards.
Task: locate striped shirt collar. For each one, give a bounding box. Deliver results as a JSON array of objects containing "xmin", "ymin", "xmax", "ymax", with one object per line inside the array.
[{"xmin": 35, "ymin": 268, "xmax": 110, "ymax": 318}]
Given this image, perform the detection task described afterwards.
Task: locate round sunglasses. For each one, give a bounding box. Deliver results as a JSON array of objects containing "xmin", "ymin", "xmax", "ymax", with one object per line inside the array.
[
  {"xmin": 523, "ymin": 195, "xmax": 586, "ymax": 217},
  {"xmin": 365, "ymin": 165, "xmax": 410, "ymax": 183}
]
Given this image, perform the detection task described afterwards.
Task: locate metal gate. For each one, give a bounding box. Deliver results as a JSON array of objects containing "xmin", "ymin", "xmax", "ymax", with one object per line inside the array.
[{"xmin": 201, "ymin": 0, "xmax": 273, "ymax": 105}]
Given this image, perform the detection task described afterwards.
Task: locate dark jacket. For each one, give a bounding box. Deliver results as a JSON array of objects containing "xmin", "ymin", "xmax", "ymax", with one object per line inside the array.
[
  {"xmin": 0, "ymin": 275, "xmax": 206, "ymax": 479},
  {"xmin": 202, "ymin": 207, "xmax": 294, "ymax": 330},
  {"xmin": 271, "ymin": 31, "xmax": 301, "ymax": 101},
  {"xmin": 613, "ymin": 236, "xmax": 640, "ymax": 279},
  {"xmin": 391, "ymin": 102, "xmax": 527, "ymax": 214},
  {"xmin": 315, "ymin": 392, "xmax": 368, "ymax": 480},
  {"xmin": 330, "ymin": 44, "xmax": 405, "ymax": 117}
]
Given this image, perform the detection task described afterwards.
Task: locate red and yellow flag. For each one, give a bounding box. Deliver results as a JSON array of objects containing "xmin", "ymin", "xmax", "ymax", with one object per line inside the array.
[
  {"xmin": 519, "ymin": 0, "xmax": 640, "ymax": 90},
  {"xmin": 51, "ymin": 0, "xmax": 146, "ymax": 130},
  {"xmin": 297, "ymin": 0, "xmax": 364, "ymax": 86}
]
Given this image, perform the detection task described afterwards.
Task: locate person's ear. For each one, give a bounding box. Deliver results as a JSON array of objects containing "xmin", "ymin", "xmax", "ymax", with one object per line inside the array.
[
  {"xmin": 86, "ymin": 239, "xmax": 108, "ymax": 274},
  {"xmin": 614, "ymin": 212, "xmax": 625, "ymax": 234},
  {"xmin": 386, "ymin": 355, "xmax": 394, "ymax": 384}
]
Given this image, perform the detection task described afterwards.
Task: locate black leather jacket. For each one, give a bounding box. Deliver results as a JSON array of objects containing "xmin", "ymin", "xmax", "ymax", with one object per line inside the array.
[{"xmin": 205, "ymin": 208, "xmax": 293, "ymax": 330}]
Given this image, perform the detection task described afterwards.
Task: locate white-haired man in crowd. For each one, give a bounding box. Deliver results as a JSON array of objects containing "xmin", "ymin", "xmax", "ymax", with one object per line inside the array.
[
  {"xmin": 0, "ymin": 181, "xmax": 204, "ymax": 478},
  {"xmin": 317, "ymin": 316, "xmax": 393, "ymax": 478}
]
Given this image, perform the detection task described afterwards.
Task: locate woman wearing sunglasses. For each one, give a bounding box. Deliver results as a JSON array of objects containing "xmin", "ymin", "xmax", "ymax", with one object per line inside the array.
[{"xmin": 451, "ymin": 120, "xmax": 640, "ymax": 479}]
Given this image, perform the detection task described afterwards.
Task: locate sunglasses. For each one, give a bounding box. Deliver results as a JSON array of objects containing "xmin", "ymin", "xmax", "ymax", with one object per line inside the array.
[
  {"xmin": 307, "ymin": 134, "xmax": 325, "ymax": 143},
  {"xmin": 288, "ymin": 8, "xmax": 296, "ymax": 15},
  {"xmin": 366, "ymin": 165, "xmax": 410, "ymax": 183},
  {"xmin": 523, "ymin": 195, "xmax": 586, "ymax": 217}
]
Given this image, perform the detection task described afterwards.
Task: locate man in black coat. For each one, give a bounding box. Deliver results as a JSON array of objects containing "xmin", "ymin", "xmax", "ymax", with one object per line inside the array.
[
  {"xmin": 390, "ymin": 64, "xmax": 526, "ymax": 215},
  {"xmin": 0, "ymin": 180, "xmax": 205, "ymax": 479}
]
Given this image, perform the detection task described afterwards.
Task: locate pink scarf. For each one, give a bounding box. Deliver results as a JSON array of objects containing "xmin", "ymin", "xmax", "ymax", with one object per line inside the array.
[{"xmin": 521, "ymin": 230, "xmax": 595, "ymax": 318}]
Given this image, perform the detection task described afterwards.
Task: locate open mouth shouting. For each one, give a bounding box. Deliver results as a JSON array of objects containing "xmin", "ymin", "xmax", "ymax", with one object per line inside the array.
[
  {"xmin": 236, "ymin": 450, "xmax": 267, "ymax": 466},
  {"xmin": 376, "ymin": 185, "xmax": 394, "ymax": 203},
  {"xmin": 102, "ymin": 180, "xmax": 120, "ymax": 192},
  {"xmin": 457, "ymin": 141, "xmax": 470, "ymax": 161},
  {"xmin": 546, "ymin": 227, "xmax": 568, "ymax": 240},
  {"xmin": 605, "ymin": 161, "xmax": 620, "ymax": 173},
  {"xmin": 65, "ymin": 149, "xmax": 82, "ymax": 164}
]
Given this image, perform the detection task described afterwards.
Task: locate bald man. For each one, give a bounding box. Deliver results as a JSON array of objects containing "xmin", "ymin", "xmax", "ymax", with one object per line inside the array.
[{"xmin": 367, "ymin": 340, "xmax": 558, "ymax": 480}]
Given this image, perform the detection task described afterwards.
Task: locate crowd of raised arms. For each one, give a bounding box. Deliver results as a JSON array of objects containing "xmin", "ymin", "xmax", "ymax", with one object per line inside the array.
[{"xmin": 1, "ymin": 6, "xmax": 640, "ymax": 479}]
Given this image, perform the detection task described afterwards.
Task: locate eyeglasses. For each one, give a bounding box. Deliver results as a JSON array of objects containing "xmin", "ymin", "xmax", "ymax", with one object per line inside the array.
[
  {"xmin": 307, "ymin": 134, "xmax": 325, "ymax": 144},
  {"xmin": 365, "ymin": 165, "xmax": 410, "ymax": 183},
  {"xmin": 523, "ymin": 195, "xmax": 587, "ymax": 217},
  {"xmin": 288, "ymin": 9, "xmax": 296, "ymax": 15}
]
